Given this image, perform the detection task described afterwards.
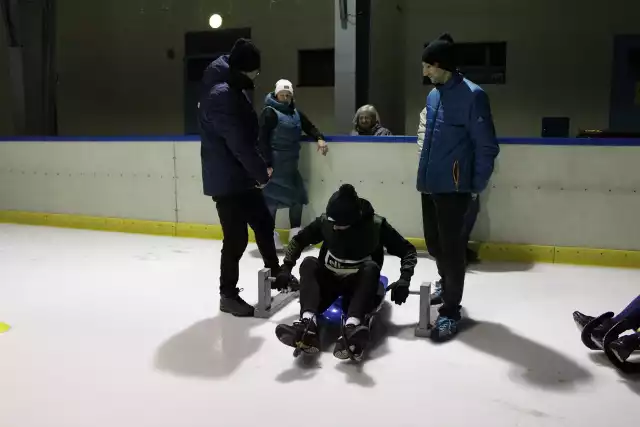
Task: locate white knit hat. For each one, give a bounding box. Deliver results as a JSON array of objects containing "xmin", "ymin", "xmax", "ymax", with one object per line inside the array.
[{"xmin": 274, "ymin": 79, "xmax": 294, "ymax": 95}]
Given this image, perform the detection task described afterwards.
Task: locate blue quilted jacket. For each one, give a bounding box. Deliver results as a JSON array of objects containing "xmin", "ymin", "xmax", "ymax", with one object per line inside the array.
[{"xmin": 417, "ymin": 73, "xmax": 500, "ymax": 194}]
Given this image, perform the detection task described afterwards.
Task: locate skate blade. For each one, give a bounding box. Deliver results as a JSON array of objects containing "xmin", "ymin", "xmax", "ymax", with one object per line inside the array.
[
  {"xmin": 333, "ymin": 349, "xmax": 363, "ymax": 362},
  {"xmin": 295, "ymin": 341, "xmax": 320, "ymax": 354}
]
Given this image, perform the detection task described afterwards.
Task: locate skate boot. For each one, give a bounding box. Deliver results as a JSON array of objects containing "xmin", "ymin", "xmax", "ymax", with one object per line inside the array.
[
  {"xmin": 288, "ymin": 275, "xmax": 300, "ymax": 292},
  {"xmin": 431, "ymin": 315, "xmax": 458, "ymax": 342},
  {"xmin": 572, "ymin": 311, "xmax": 595, "ymax": 332},
  {"xmin": 574, "ymin": 311, "xmax": 615, "ymax": 350},
  {"xmin": 430, "ymin": 280, "xmax": 443, "ymax": 305},
  {"xmin": 333, "ymin": 323, "xmax": 370, "ymax": 361},
  {"xmin": 220, "ymin": 290, "xmax": 255, "ymax": 317},
  {"xmin": 607, "ymin": 333, "xmax": 640, "ymax": 364},
  {"xmin": 275, "ymin": 317, "xmax": 320, "ymax": 355}
]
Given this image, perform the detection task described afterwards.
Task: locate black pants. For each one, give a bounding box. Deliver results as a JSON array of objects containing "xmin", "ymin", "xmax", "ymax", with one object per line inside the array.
[
  {"xmin": 298, "ymin": 257, "xmax": 383, "ymax": 320},
  {"xmin": 421, "ymin": 193, "xmax": 471, "ymax": 319},
  {"xmin": 462, "ymin": 196, "xmax": 480, "ymax": 245},
  {"xmin": 214, "ymin": 189, "xmax": 280, "ymax": 297}
]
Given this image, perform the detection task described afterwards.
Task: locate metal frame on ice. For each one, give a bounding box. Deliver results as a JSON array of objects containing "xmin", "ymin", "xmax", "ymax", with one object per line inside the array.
[{"xmin": 254, "ymin": 268, "xmax": 434, "ymax": 337}]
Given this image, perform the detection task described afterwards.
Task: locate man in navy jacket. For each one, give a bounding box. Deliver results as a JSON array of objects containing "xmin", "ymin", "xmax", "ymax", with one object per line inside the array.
[
  {"xmin": 198, "ymin": 38, "xmax": 282, "ymax": 317},
  {"xmin": 417, "ymin": 33, "xmax": 500, "ymax": 341}
]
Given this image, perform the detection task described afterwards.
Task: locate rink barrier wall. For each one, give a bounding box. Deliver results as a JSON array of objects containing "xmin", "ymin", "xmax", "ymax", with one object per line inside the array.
[
  {"xmin": 2, "ymin": 135, "xmax": 640, "ymax": 269},
  {"xmin": 4, "ymin": 210, "xmax": 640, "ymax": 268}
]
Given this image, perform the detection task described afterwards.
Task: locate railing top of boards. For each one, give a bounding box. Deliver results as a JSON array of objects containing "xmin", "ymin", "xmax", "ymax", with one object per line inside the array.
[{"xmin": 1, "ymin": 135, "xmax": 640, "ymax": 146}]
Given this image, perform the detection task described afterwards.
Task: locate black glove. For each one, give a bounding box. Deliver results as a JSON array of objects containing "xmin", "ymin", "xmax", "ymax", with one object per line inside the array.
[
  {"xmin": 388, "ymin": 278, "xmax": 410, "ymax": 305},
  {"xmin": 273, "ymin": 267, "xmax": 293, "ymax": 291}
]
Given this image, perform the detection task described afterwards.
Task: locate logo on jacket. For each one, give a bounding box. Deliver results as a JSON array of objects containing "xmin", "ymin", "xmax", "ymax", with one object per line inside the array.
[{"xmin": 325, "ymin": 251, "xmax": 372, "ymax": 277}]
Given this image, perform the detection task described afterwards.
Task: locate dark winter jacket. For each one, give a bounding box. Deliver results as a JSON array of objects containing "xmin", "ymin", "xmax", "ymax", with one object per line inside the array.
[
  {"xmin": 352, "ymin": 123, "xmax": 393, "ymax": 136},
  {"xmin": 258, "ymin": 93, "xmax": 324, "ymax": 167},
  {"xmin": 417, "ymin": 72, "xmax": 500, "ymax": 194},
  {"xmin": 198, "ymin": 55, "xmax": 269, "ymax": 198},
  {"xmin": 282, "ymin": 198, "xmax": 417, "ymax": 281}
]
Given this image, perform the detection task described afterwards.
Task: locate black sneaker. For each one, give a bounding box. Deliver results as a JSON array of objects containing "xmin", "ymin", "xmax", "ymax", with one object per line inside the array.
[
  {"xmin": 333, "ymin": 323, "xmax": 370, "ymax": 361},
  {"xmin": 275, "ymin": 318, "xmax": 320, "ymax": 354},
  {"xmin": 608, "ymin": 333, "xmax": 640, "ymax": 363},
  {"xmin": 220, "ymin": 292, "xmax": 255, "ymax": 317}
]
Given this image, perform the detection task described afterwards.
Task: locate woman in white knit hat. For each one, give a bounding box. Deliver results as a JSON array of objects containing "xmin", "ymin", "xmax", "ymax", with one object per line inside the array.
[{"xmin": 259, "ymin": 79, "xmax": 328, "ymax": 250}]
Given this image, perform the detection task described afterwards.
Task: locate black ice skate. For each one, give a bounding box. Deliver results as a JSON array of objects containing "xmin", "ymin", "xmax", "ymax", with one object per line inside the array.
[
  {"xmin": 603, "ymin": 320, "xmax": 640, "ymax": 374},
  {"xmin": 333, "ymin": 323, "xmax": 370, "ymax": 362},
  {"xmin": 572, "ymin": 311, "xmax": 595, "ymax": 332},
  {"xmin": 573, "ymin": 311, "xmax": 615, "ymax": 350},
  {"xmin": 607, "ymin": 333, "xmax": 640, "ymax": 364},
  {"xmin": 220, "ymin": 292, "xmax": 255, "ymax": 317},
  {"xmin": 275, "ymin": 318, "xmax": 320, "ymax": 356}
]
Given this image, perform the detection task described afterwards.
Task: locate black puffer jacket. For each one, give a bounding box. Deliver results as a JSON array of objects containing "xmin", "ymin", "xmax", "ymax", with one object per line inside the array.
[{"xmin": 283, "ymin": 198, "xmax": 417, "ymax": 281}]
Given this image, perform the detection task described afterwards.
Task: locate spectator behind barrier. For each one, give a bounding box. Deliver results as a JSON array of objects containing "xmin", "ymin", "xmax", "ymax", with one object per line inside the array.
[
  {"xmin": 351, "ymin": 105, "xmax": 392, "ymax": 136},
  {"xmin": 258, "ymin": 79, "xmax": 328, "ymax": 250}
]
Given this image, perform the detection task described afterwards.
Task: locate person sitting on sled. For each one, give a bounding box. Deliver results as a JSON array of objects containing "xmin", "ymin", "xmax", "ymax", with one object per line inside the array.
[
  {"xmin": 574, "ymin": 294, "xmax": 640, "ymax": 366},
  {"xmin": 274, "ymin": 183, "xmax": 418, "ymax": 360}
]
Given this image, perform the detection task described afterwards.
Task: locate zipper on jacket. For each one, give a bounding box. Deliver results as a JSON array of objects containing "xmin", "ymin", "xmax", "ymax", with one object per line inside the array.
[
  {"xmin": 453, "ymin": 160, "xmax": 460, "ymax": 191},
  {"xmin": 424, "ymin": 99, "xmax": 441, "ymax": 192}
]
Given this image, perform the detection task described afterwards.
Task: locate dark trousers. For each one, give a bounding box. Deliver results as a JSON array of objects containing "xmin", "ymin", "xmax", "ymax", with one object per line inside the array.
[
  {"xmin": 421, "ymin": 193, "xmax": 471, "ymax": 319},
  {"xmin": 462, "ymin": 196, "xmax": 480, "ymax": 245},
  {"xmin": 266, "ymin": 200, "xmax": 303, "ymax": 228},
  {"xmin": 214, "ymin": 189, "xmax": 280, "ymax": 297},
  {"xmin": 298, "ymin": 256, "xmax": 383, "ymax": 320}
]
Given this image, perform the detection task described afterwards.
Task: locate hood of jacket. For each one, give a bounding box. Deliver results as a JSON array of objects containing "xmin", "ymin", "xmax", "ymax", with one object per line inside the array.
[
  {"xmin": 264, "ymin": 92, "xmax": 296, "ymax": 114},
  {"xmin": 202, "ymin": 55, "xmax": 254, "ymax": 91}
]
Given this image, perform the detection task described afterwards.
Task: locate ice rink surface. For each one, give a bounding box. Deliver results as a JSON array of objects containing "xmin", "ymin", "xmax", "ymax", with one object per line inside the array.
[{"xmin": 0, "ymin": 223, "xmax": 639, "ymax": 427}]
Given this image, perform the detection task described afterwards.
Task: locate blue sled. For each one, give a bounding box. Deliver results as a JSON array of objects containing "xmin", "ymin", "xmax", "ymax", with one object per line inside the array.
[{"xmin": 320, "ymin": 275, "xmax": 389, "ymax": 324}]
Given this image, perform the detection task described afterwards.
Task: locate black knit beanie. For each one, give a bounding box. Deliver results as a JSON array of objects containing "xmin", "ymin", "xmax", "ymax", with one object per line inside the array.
[
  {"xmin": 422, "ymin": 33, "xmax": 456, "ymax": 72},
  {"xmin": 229, "ymin": 38, "xmax": 261, "ymax": 73},
  {"xmin": 326, "ymin": 184, "xmax": 362, "ymax": 226}
]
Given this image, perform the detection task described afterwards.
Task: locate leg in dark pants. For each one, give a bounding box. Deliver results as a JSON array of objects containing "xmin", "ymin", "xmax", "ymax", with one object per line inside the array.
[
  {"xmin": 289, "ymin": 204, "xmax": 303, "ymax": 229},
  {"xmin": 276, "ymin": 256, "xmax": 336, "ymax": 353},
  {"xmin": 344, "ymin": 261, "xmax": 382, "ymax": 320},
  {"xmin": 432, "ymin": 193, "xmax": 471, "ymax": 320},
  {"xmin": 245, "ymin": 191, "xmax": 280, "ymax": 272},
  {"xmin": 265, "ymin": 198, "xmax": 278, "ymax": 223},
  {"xmin": 299, "ymin": 256, "xmax": 341, "ymax": 315},
  {"xmin": 216, "ymin": 195, "xmax": 250, "ymax": 297},
  {"xmin": 421, "ymin": 194, "xmax": 445, "ymax": 280},
  {"xmin": 215, "ymin": 189, "xmax": 280, "ymax": 297},
  {"xmin": 462, "ymin": 196, "xmax": 480, "ymax": 263}
]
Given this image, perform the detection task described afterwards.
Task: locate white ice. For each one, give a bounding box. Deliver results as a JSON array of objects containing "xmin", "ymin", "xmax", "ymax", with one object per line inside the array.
[{"xmin": 0, "ymin": 224, "xmax": 638, "ymax": 427}]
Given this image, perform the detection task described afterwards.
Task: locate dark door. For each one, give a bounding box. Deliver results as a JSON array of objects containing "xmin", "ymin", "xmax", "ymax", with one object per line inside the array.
[{"xmin": 609, "ymin": 35, "xmax": 640, "ymax": 132}]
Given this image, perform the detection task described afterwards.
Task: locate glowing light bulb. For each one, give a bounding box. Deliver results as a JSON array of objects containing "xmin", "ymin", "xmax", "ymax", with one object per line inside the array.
[{"xmin": 209, "ymin": 14, "xmax": 222, "ymax": 29}]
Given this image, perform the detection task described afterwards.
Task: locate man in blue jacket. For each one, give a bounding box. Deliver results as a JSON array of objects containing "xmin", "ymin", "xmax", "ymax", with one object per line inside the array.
[
  {"xmin": 417, "ymin": 33, "xmax": 500, "ymax": 341},
  {"xmin": 198, "ymin": 38, "xmax": 284, "ymax": 317}
]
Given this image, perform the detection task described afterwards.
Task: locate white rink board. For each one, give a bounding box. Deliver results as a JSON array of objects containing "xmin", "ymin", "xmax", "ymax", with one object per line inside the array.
[
  {"xmin": 0, "ymin": 141, "xmax": 177, "ymax": 222},
  {"xmin": 1, "ymin": 139, "xmax": 640, "ymax": 250}
]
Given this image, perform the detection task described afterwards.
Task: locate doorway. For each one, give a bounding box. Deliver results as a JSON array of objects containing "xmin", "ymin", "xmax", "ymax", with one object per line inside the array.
[{"xmin": 609, "ymin": 35, "xmax": 640, "ymax": 133}]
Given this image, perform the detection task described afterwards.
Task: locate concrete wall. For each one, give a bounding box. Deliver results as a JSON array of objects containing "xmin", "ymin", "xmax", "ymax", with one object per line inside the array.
[
  {"xmin": 55, "ymin": 0, "xmax": 335, "ymax": 136},
  {"xmin": 1, "ymin": 0, "xmax": 638, "ymax": 137},
  {"xmin": 402, "ymin": 0, "xmax": 640, "ymax": 137}
]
